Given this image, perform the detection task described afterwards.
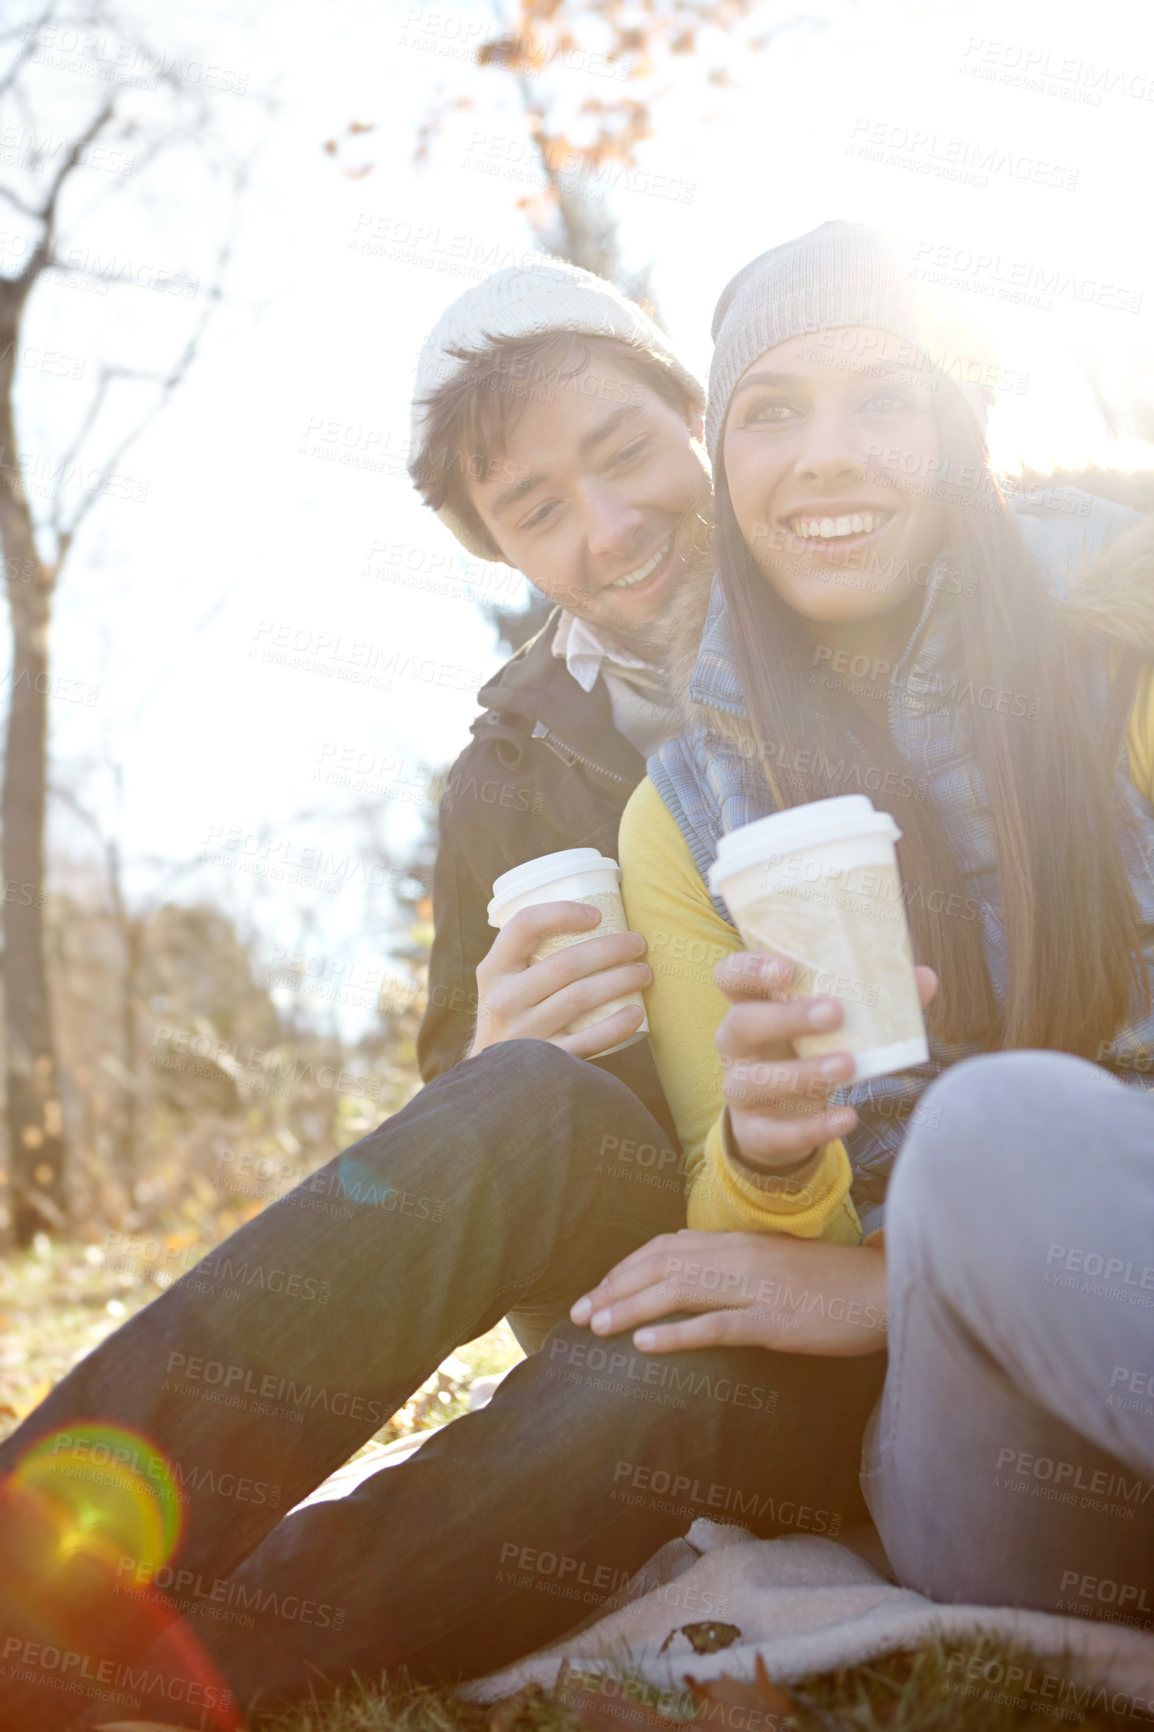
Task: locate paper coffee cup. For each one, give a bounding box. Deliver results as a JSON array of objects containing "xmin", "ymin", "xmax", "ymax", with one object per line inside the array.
[
  {"xmin": 708, "ymin": 796, "xmax": 928, "ymax": 1083},
  {"xmin": 487, "ymin": 848, "xmax": 649, "ymax": 1058}
]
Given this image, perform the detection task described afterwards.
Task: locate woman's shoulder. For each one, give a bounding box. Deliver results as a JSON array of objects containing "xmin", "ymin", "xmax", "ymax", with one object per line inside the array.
[{"xmin": 620, "ymin": 776, "xmax": 691, "ymax": 864}]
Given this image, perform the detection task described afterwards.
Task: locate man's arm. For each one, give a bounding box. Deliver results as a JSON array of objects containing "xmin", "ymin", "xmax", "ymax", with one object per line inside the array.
[
  {"xmin": 416, "ymin": 794, "xmax": 485, "ymax": 1083},
  {"xmin": 416, "ymin": 775, "xmax": 651, "ymax": 1079}
]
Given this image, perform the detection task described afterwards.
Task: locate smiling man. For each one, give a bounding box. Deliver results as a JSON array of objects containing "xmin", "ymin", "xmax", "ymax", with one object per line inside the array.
[{"xmin": 408, "ymin": 259, "xmax": 712, "ymax": 1153}]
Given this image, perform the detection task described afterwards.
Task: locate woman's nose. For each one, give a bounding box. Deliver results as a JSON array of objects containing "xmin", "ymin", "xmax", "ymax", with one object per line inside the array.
[{"xmin": 795, "ymin": 410, "xmax": 864, "ymax": 482}]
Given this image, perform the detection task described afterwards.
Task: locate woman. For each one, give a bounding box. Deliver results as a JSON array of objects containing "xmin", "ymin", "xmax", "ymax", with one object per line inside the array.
[{"xmin": 574, "ymin": 222, "xmax": 1154, "ymax": 1622}]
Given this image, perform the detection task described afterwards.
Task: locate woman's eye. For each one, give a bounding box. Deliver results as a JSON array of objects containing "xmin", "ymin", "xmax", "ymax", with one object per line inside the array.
[
  {"xmin": 742, "ymin": 399, "xmax": 797, "ymax": 426},
  {"xmin": 863, "ymin": 390, "xmax": 915, "ymax": 413}
]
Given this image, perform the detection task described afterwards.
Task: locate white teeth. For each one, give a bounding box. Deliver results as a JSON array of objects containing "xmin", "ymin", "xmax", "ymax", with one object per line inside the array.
[
  {"xmin": 608, "ymin": 538, "xmax": 671, "ymax": 589},
  {"xmin": 788, "ymin": 513, "xmax": 890, "ymax": 540}
]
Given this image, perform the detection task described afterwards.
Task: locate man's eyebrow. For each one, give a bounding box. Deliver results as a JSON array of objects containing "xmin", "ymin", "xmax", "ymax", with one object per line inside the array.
[
  {"xmin": 490, "ymin": 468, "xmax": 548, "ymax": 520},
  {"xmin": 488, "ymin": 404, "xmax": 644, "ymax": 519},
  {"xmin": 577, "ymin": 403, "xmax": 641, "ymax": 456}
]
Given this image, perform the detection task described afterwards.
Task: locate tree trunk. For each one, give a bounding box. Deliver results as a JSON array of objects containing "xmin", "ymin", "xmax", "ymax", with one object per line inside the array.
[{"xmin": 0, "ymin": 314, "xmax": 67, "ymax": 1245}]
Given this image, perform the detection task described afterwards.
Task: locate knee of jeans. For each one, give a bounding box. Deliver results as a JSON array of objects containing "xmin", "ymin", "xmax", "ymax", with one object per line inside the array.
[
  {"xmin": 468, "ymin": 1037, "xmax": 589, "ymax": 1094},
  {"xmin": 886, "ymin": 1049, "xmax": 1102, "ymax": 1251}
]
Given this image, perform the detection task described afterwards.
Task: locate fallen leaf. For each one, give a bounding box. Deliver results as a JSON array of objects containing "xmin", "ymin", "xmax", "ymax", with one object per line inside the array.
[
  {"xmin": 687, "ymin": 1655, "xmax": 796, "ymax": 1719},
  {"xmin": 555, "ymin": 1660, "xmax": 700, "ymax": 1732},
  {"xmin": 488, "ymin": 1682, "xmax": 547, "ymax": 1732},
  {"xmin": 659, "ymin": 1620, "xmax": 742, "ymax": 1656}
]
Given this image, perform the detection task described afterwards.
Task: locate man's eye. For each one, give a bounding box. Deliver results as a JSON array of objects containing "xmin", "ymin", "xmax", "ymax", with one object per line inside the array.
[
  {"xmin": 611, "ymin": 437, "xmax": 650, "ymax": 467},
  {"xmin": 522, "ymin": 502, "xmax": 559, "ymax": 532}
]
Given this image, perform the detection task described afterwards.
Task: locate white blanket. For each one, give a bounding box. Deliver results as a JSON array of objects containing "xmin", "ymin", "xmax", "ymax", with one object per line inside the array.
[
  {"xmin": 465, "ymin": 1519, "xmax": 1154, "ymax": 1717},
  {"xmin": 298, "ymin": 1436, "xmax": 1154, "ymax": 1718}
]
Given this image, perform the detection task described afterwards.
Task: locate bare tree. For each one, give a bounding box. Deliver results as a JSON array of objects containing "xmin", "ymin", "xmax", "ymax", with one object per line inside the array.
[
  {"xmin": 0, "ymin": 3, "xmax": 252, "ymax": 1242},
  {"xmin": 402, "ymin": 0, "xmax": 805, "ymax": 290}
]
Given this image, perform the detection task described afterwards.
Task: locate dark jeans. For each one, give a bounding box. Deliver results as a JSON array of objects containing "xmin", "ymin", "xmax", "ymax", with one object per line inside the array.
[{"xmin": 0, "ymin": 1042, "xmax": 882, "ymax": 1729}]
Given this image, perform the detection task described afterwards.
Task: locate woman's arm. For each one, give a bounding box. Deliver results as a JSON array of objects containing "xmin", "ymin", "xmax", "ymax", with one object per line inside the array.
[
  {"xmin": 570, "ymin": 1227, "xmax": 889, "ymax": 1356},
  {"xmin": 619, "ymin": 778, "xmax": 860, "ymax": 1243},
  {"xmin": 1124, "ymin": 663, "xmax": 1154, "ymax": 804}
]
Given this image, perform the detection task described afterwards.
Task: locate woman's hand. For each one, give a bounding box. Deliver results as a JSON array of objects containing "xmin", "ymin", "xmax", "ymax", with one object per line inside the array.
[
  {"xmin": 715, "ymin": 951, "xmax": 938, "ymax": 1173},
  {"xmin": 570, "ymin": 1228, "xmax": 888, "ymax": 1357}
]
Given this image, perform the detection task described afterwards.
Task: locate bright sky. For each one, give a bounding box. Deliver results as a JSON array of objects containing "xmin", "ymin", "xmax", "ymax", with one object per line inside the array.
[{"xmin": 7, "ymin": 0, "xmax": 1154, "ymax": 1032}]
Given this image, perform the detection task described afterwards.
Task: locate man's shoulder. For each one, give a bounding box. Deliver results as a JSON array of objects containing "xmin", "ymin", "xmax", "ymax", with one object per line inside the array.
[{"xmin": 474, "ymin": 609, "xmax": 565, "ymax": 715}]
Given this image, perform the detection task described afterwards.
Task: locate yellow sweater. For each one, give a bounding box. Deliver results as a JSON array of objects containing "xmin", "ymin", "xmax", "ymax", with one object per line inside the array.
[{"xmin": 620, "ymin": 665, "xmax": 1154, "ymax": 1245}]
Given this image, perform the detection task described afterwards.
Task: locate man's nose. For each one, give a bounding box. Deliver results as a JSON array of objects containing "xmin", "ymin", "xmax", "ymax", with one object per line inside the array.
[{"xmin": 582, "ymin": 484, "xmax": 645, "ymax": 559}]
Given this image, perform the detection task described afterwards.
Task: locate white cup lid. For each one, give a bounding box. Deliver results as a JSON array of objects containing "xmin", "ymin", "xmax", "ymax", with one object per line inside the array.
[
  {"xmin": 489, "ymin": 849, "xmax": 620, "ymax": 922},
  {"xmin": 708, "ymin": 796, "xmax": 901, "ymax": 893}
]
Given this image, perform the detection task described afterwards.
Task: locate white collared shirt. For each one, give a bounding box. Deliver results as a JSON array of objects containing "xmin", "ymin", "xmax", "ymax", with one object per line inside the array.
[
  {"xmin": 551, "ymin": 612, "xmax": 681, "ymax": 758},
  {"xmin": 551, "ymin": 610, "xmax": 650, "ymax": 693}
]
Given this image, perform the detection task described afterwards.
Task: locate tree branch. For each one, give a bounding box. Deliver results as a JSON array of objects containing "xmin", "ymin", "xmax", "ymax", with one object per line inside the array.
[{"xmin": 52, "ymin": 158, "xmax": 248, "ymax": 563}]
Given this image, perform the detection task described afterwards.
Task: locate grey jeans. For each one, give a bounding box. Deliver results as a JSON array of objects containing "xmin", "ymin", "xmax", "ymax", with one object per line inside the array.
[{"xmin": 865, "ymin": 1050, "xmax": 1154, "ymax": 1627}]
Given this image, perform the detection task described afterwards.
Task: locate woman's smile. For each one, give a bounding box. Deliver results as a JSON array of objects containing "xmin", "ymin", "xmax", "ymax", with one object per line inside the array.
[{"xmin": 778, "ymin": 503, "xmax": 898, "ymax": 562}]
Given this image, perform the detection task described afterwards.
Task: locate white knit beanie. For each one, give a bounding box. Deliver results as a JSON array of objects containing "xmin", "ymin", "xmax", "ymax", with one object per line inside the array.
[{"xmin": 409, "ymin": 256, "xmax": 703, "ymax": 558}]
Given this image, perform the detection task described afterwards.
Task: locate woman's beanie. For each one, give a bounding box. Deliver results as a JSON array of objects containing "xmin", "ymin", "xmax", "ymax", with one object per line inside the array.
[
  {"xmin": 410, "ymin": 257, "xmax": 703, "ymax": 557},
  {"xmin": 705, "ymin": 221, "xmax": 998, "ymax": 465}
]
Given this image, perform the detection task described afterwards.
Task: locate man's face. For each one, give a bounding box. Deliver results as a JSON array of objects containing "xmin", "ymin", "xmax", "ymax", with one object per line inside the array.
[{"xmin": 464, "ymin": 355, "xmax": 710, "ymax": 659}]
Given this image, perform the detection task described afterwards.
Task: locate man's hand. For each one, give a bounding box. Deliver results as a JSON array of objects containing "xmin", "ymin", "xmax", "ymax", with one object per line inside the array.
[
  {"xmin": 716, "ymin": 951, "xmax": 938, "ymax": 1173},
  {"xmin": 570, "ymin": 1228, "xmax": 888, "ymax": 1357},
  {"xmin": 469, "ymin": 901, "xmax": 651, "ymax": 1059}
]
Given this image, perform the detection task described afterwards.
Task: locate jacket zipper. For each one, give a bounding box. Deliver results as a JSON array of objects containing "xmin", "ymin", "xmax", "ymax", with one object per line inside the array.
[{"xmin": 530, "ymin": 721, "xmax": 632, "ymax": 788}]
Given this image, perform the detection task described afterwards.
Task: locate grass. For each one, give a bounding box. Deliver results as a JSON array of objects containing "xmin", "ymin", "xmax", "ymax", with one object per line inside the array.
[
  {"xmin": 255, "ymin": 1634, "xmax": 1148, "ymax": 1731},
  {"xmin": 3, "ymin": 1244, "xmax": 1149, "ymax": 1730},
  {"xmin": 0, "ymin": 1232, "xmax": 524, "ymax": 1447}
]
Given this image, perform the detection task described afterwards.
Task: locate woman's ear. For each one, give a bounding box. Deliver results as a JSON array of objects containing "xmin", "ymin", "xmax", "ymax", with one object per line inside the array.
[{"xmin": 688, "ymin": 403, "xmax": 705, "ymax": 442}]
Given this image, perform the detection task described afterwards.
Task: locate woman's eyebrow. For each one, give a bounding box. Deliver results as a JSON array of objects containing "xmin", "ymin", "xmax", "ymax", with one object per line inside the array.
[{"xmin": 731, "ymin": 370, "xmax": 803, "ymax": 394}]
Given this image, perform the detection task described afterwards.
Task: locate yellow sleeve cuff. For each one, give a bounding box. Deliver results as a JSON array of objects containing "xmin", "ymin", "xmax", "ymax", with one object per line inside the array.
[{"xmin": 687, "ymin": 1117, "xmax": 862, "ymax": 1244}]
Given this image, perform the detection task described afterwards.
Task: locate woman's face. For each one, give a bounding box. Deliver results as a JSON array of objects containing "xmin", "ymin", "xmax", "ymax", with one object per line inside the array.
[{"xmin": 721, "ymin": 326, "xmax": 949, "ymax": 628}]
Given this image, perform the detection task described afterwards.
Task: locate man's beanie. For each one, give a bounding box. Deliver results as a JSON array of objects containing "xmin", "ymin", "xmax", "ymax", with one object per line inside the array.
[
  {"xmin": 705, "ymin": 221, "xmax": 998, "ymax": 465},
  {"xmin": 410, "ymin": 256, "xmax": 703, "ymax": 558}
]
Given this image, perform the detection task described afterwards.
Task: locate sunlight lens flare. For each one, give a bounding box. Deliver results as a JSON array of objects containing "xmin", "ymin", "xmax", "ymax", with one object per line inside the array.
[{"xmin": 11, "ymin": 1422, "xmax": 183, "ymax": 1577}]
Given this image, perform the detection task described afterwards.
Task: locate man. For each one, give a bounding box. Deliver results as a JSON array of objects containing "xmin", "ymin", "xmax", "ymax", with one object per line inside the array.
[
  {"xmin": 409, "ymin": 259, "xmax": 712, "ymax": 1150},
  {"xmin": 0, "ymin": 264, "xmax": 878, "ymax": 1732}
]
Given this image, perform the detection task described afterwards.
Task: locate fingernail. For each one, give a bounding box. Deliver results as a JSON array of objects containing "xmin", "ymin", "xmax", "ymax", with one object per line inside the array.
[
  {"xmin": 634, "ymin": 1328, "xmax": 656, "ymax": 1350},
  {"xmin": 640, "ymin": 966, "xmax": 653, "ymax": 983},
  {"xmin": 571, "ymin": 1297, "xmax": 591, "ymax": 1323},
  {"xmin": 819, "ymin": 1054, "xmax": 850, "ymax": 1079},
  {"xmin": 808, "ymin": 1000, "xmax": 840, "ymax": 1029},
  {"xmin": 591, "ymin": 1308, "xmax": 612, "ymax": 1333},
  {"xmin": 829, "ymin": 1108, "xmax": 857, "ymax": 1134}
]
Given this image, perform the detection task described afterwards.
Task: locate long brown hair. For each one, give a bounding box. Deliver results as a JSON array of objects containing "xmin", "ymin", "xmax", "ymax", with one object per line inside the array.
[{"xmin": 716, "ymin": 383, "xmax": 1149, "ymax": 1055}]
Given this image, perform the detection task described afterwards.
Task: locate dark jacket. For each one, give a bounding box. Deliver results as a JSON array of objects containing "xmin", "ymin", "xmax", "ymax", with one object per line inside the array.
[{"xmin": 417, "ymin": 610, "xmax": 680, "ymax": 1148}]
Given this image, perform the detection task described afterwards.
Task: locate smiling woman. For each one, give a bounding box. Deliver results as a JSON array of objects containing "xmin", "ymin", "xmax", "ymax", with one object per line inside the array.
[{"xmin": 611, "ymin": 217, "xmax": 1154, "ymax": 1635}]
